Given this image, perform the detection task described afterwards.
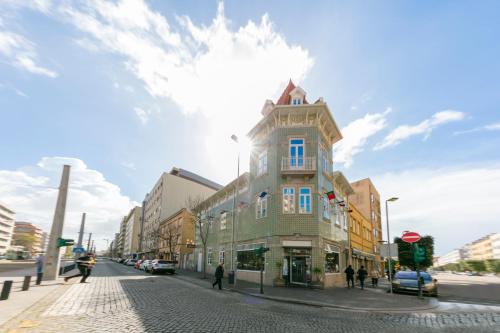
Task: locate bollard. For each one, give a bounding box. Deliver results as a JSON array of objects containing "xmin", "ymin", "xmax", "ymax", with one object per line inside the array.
[
  {"xmin": 36, "ymin": 272, "xmax": 43, "ymax": 285},
  {"xmin": 1, "ymin": 280, "xmax": 13, "ymax": 300},
  {"xmin": 22, "ymin": 276, "xmax": 32, "ymax": 291}
]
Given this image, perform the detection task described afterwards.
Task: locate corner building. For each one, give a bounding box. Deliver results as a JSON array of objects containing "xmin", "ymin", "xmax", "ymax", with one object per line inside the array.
[{"xmin": 200, "ymin": 81, "xmax": 352, "ymax": 287}]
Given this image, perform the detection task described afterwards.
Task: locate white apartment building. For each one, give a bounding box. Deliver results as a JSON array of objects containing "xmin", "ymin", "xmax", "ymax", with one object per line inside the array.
[
  {"xmin": 142, "ymin": 168, "xmax": 222, "ymax": 257},
  {"xmin": 123, "ymin": 206, "xmax": 142, "ymax": 257},
  {"xmin": 0, "ymin": 203, "xmax": 15, "ymax": 255},
  {"xmin": 436, "ymin": 249, "xmax": 466, "ymax": 266}
]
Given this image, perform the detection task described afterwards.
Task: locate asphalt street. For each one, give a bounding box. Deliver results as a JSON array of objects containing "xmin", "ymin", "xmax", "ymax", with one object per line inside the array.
[
  {"xmin": 435, "ymin": 272, "xmax": 500, "ymax": 305},
  {"xmin": 1, "ymin": 261, "xmax": 499, "ymax": 333}
]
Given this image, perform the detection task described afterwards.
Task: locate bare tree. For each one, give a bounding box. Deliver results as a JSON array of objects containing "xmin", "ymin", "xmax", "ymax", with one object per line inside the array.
[
  {"xmin": 187, "ymin": 195, "xmax": 213, "ymax": 279},
  {"xmin": 158, "ymin": 223, "xmax": 181, "ymax": 262}
]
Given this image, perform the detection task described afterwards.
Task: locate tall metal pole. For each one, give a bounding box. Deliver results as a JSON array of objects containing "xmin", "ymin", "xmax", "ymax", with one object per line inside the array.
[
  {"xmin": 76, "ymin": 213, "xmax": 86, "ymax": 259},
  {"xmin": 42, "ymin": 165, "xmax": 71, "ymax": 280},
  {"xmin": 90, "ymin": 240, "xmax": 94, "ymax": 254},
  {"xmin": 386, "ymin": 200, "xmax": 393, "ymax": 294},
  {"xmin": 87, "ymin": 232, "xmax": 92, "ymax": 252}
]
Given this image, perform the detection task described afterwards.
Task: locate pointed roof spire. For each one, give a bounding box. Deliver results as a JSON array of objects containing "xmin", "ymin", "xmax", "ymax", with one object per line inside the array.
[
  {"xmin": 276, "ymin": 79, "xmax": 296, "ymax": 105},
  {"xmin": 276, "ymin": 79, "xmax": 308, "ymax": 105}
]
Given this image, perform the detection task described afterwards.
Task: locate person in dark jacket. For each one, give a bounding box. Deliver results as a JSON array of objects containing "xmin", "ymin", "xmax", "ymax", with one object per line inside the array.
[
  {"xmin": 344, "ymin": 265, "xmax": 355, "ymax": 288},
  {"xmin": 64, "ymin": 253, "xmax": 96, "ymax": 283},
  {"xmin": 357, "ymin": 265, "xmax": 368, "ymax": 290},
  {"xmin": 212, "ymin": 263, "xmax": 224, "ymax": 290}
]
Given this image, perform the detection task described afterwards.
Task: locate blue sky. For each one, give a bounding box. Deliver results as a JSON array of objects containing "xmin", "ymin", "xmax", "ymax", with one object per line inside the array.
[{"xmin": 1, "ymin": 0, "xmax": 499, "ymax": 254}]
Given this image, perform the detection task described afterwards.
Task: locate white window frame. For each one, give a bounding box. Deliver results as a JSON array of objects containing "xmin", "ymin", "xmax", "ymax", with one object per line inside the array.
[
  {"xmin": 257, "ymin": 150, "xmax": 268, "ymax": 176},
  {"xmin": 299, "ymin": 187, "xmax": 312, "ymax": 214},
  {"xmin": 220, "ymin": 212, "xmax": 227, "ymax": 230},
  {"xmin": 282, "ymin": 187, "xmax": 295, "ymax": 214},
  {"xmin": 322, "ymin": 195, "xmax": 329, "ymax": 219},
  {"xmin": 289, "ymin": 138, "xmax": 305, "ymax": 169},
  {"xmin": 219, "ymin": 248, "xmax": 225, "ymax": 264},
  {"xmin": 256, "ymin": 195, "xmax": 268, "ymax": 219},
  {"xmin": 292, "ymin": 98, "xmax": 301, "ymax": 105},
  {"xmin": 207, "ymin": 247, "xmax": 213, "ymax": 265}
]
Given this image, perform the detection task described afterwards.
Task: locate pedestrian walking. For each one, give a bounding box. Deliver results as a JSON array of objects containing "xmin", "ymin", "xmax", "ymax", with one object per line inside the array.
[
  {"xmin": 357, "ymin": 265, "xmax": 368, "ymax": 290},
  {"xmin": 344, "ymin": 265, "xmax": 355, "ymax": 288},
  {"xmin": 212, "ymin": 263, "xmax": 224, "ymax": 290},
  {"xmin": 370, "ymin": 268, "xmax": 380, "ymax": 287},
  {"xmin": 35, "ymin": 253, "xmax": 44, "ymax": 284},
  {"xmin": 64, "ymin": 253, "xmax": 96, "ymax": 283}
]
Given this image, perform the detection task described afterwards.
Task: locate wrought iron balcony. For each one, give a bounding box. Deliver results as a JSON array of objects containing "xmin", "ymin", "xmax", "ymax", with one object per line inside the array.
[{"xmin": 281, "ymin": 156, "xmax": 316, "ymax": 175}]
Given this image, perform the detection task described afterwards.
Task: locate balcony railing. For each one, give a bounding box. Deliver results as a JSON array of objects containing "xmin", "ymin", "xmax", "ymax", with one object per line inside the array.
[{"xmin": 281, "ymin": 156, "xmax": 316, "ymax": 174}]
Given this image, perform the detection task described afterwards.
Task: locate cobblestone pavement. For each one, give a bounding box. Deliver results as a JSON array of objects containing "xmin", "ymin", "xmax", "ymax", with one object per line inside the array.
[{"xmin": 1, "ymin": 261, "xmax": 499, "ymax": 333}]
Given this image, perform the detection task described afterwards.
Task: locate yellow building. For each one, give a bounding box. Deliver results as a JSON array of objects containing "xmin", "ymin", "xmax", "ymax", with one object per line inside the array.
[
  {"xmin": 349, "ymin": 203, "xmax": 377, "ymax": 272},
  {"xmin": 158, "ymin": 208, "xmax": 195, "ymax": 270}
]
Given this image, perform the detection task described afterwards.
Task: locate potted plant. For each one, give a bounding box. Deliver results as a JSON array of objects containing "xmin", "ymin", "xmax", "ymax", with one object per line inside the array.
[
  {"xmin": 310, "ymin": 267, "xmax": 324, "ymax": 289},
  {"xmin": 273, "ymin": 261, "xmax": 285, "ymax": 287}
]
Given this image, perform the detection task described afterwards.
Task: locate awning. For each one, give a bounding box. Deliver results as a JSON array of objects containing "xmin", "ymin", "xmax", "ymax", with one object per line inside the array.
[
  {"xmin": 324, "ymin": 243, "xmax": 340, "ymax": 253},
  {"xmin": 352, "ymin": 248, "xmax": 376, "ymax": 260}
]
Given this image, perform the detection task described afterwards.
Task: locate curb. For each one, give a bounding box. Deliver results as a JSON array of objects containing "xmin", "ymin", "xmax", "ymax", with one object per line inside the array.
[
  {"xmin": 227, "ymin": 287, "xmax": 439, "ymax": 313},
  {"xmin": 171, "ymin": 273, "xmax": 439, "ymax": 313}
]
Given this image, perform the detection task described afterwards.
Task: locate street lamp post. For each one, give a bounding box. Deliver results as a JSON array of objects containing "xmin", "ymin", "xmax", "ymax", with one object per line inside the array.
[
  {"xmin": 230, "ymin": 134, "xmax": 240, "ymax": 286},
  {"xmin": 385, "ymin": 197, "xmax": 398, "ymax": 294}
]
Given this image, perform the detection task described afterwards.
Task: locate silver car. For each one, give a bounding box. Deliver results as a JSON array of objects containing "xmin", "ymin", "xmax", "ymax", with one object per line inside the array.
[{"xmin": 149, "ymin": 259, "xmax": 175, "ymax": 274}]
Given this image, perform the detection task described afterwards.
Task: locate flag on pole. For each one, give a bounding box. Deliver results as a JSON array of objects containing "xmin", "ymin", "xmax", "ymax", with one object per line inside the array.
[{"xmin": 326, "ymin": 191, "xmax": 335, "ymax": 201}]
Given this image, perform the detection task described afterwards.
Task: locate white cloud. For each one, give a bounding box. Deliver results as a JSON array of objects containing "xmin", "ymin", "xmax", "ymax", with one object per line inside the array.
[
  {"xmin": 374, "ymin": 110, "xmax": 465, "ymax": 150},
  {"xmin": 60, "ymin": 0, "xmax": 313, "ymax": 183},
  {"xmin": 121, "ymin": 161, "xmax": 136, "ymax": 170},
  {"xmin": 485, "ymin": 122, "xmax": 500, "ymax": 131},
  {"xmin": 332, "ymin": 108, "xmax": 391, "ymax": 167},
  {"xmin": 133, "ymin": 106, "xmax": 150, "ymax": 124},
  {"xmin": 0, "ymin": 157, "xmax": 138, "ymax": 250},
  {"xmin": 0, "ymin": 30, "xmax": 57, "ymax": 78},
  {"xmin": 373, "ymin": 165, "xmax": 500, "ymax": 256},
  {"xmin": 453, "ymin": 122, "xmax": 500, "ymax": 135}
]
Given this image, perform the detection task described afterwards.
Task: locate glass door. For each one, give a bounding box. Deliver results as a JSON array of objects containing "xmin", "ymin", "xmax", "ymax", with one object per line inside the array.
[
  {"xmin": 291, "ymin": 256, "xmax": 307, "ymax": 284},
  {"xmin": 289, "ymin": 139, "xmax": 304, "ymax": 169}
]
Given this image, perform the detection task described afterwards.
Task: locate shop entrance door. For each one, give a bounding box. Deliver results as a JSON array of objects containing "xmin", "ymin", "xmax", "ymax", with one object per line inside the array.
[{"xmin": 291, "ymin": 256, "xmax": 307, "ymax": 284}]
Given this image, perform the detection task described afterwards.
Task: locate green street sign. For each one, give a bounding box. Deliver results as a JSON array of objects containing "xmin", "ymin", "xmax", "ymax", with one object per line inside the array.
[
  {"xmin": 57, "ymin": 237, "xmax": 75, "ymax": 248},
  {"xmin": 414, "ymin": 245, "xmax": 426, "ymax": 263}
]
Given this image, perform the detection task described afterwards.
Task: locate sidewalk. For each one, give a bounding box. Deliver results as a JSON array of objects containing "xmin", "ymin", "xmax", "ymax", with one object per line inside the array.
[
  {"xmin": 0, "ymin": 265, "xmax": 78, "ymax": 326},
  {"xmin": 173, "ymin": 269, "xmax": 437, "ymax": 312}
]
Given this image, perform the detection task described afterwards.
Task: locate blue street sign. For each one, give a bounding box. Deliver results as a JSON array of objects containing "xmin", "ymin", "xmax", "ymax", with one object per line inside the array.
[{"xmin": 72, "ymin": 247, "xmax": 85, "ymax": 253}]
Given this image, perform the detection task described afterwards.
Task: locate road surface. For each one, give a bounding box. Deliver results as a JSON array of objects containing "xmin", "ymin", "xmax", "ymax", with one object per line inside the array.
[{"xmin": 1, "ymin": 261, "xmax": 499, "ymax": 333}]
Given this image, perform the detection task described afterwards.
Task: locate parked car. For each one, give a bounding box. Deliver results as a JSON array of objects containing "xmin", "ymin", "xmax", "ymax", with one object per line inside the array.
[
  {"xmin": 149, "ymin": 259, "xmax": 175, "ymax": 274},
  {"xmin": 392, "ymin": 271, "xmax": 438, "ymax": 297},
  {"xmin": 118, "ymin": 258, "xmax": 125, "ymax": 264},
  {"xmin": 125, "ymin": 259, "xmax": 137, "ymax": 266},
  {"xmin": 134, "ymin": 260, "xmax": 143, "ymax": 269},
  {"xmin": 140, "ymin": 260, "xmax": 151, "ymax": 271}
]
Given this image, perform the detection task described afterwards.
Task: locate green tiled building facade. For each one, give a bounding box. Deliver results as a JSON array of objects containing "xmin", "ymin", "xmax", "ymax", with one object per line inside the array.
[{"xmin": 194, "ymin": 81, "xmax": 354, "ymax": 288}]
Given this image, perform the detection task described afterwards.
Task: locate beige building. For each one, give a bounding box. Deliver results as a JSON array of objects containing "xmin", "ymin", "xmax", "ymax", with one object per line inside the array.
[
  {"xmin": 158, "ymin": 208, "xmax": 195, "ymax": 269},
  {"xmin": 349, "ymin": 178, "xmax": 383, "ymax": 268},
  {"xmin": 123, "ymin": 206, "xmax": 142, "ymax": 257},
  {"xmin": 467, "ymin": 233, "xmax": 500, "ymax": 260},
  {"xmin": 12, "ymin": 222, "xmax": 45, "ymax": 255},
  {"xmin": 349, "ymin": 202, "xmax": 377, "ymax": 272},
  {"xmin": 0, "ymin": 203, "xmax": 15, "ymax": 255},
  {"xmin": 142, "ymin": 168, "xmax": 221, "ymax": 257}
]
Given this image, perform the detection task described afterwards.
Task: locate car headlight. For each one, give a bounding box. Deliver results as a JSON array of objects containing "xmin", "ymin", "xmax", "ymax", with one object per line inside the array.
[{"xmin": 392, "ymin": 279, "xmax": 400, "ymax": 285}]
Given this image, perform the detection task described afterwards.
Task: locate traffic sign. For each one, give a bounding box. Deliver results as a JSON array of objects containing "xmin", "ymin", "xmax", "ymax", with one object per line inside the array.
[
  {"xmin": 401, "ymin": 231, "xmax": 421, "ymax": 243},
  {"xmin": 72, "ymin": 247, "xmax": 85, "ymax": 253}
]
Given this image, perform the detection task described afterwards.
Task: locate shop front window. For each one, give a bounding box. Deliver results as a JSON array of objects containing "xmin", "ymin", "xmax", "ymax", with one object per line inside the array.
[{"xmin": 325, "ymin": 251, "xmax": 340, "ymax": 273}]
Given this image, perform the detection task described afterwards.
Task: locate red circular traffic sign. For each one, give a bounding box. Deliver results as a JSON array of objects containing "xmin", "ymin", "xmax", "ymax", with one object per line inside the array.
[{"xmin": 402, "ymin": 231, "xmax": 421, "ymax": 243}]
